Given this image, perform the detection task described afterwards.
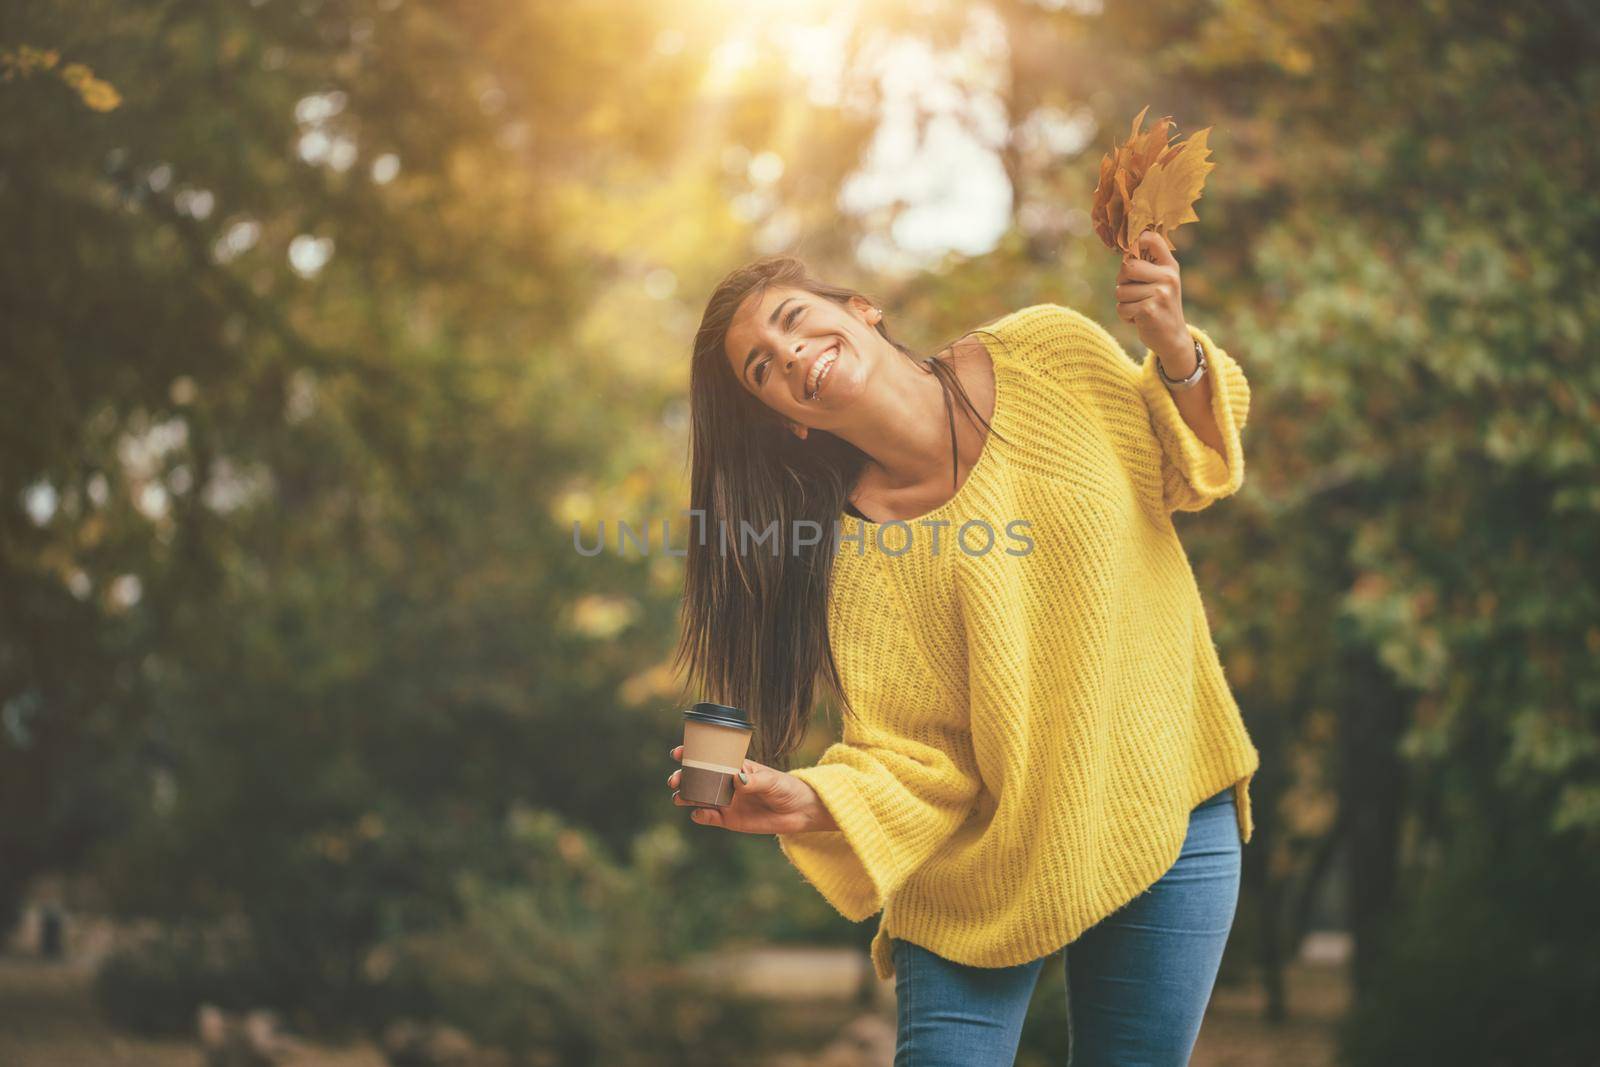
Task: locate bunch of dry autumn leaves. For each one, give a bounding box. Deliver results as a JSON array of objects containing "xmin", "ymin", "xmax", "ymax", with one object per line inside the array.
[{"xmin": 1091, "ymin": 105, "xmax": 1215, "ymax": 259}]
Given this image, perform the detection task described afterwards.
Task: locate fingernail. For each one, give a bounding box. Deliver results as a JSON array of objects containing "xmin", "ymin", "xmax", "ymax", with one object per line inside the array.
[{"xmin": 738, "ymin": 771, "xmax": 749, "ymax": 785}]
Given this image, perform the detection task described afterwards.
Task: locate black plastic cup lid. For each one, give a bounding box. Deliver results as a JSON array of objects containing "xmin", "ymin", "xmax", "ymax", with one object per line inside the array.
[{"xmin": 683, "ymin": 701, "xmax": 752, "ymax": 731}]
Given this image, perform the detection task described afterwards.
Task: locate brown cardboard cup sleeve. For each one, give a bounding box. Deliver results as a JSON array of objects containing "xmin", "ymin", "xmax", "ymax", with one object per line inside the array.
[{"xmin": 678, "ymin": 759, "xmax": 738, "ymax": 807}]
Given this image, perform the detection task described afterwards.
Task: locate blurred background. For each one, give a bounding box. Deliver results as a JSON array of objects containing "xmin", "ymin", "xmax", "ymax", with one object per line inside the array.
[{"xmin": 2, "ymin": 1, "xmax": 1597, "ymax": 1064}]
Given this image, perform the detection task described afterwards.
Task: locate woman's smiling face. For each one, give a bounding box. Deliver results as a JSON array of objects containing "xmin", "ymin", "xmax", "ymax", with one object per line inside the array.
[{"xmin": 723, "ymin": 285, "xmax": 885, "ymax": 434}]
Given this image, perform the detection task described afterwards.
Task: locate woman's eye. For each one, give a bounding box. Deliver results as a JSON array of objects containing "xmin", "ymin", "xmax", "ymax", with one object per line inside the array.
[{"xmin": 750, "ymin": 305, "xmax": 805, "ymax": 387}]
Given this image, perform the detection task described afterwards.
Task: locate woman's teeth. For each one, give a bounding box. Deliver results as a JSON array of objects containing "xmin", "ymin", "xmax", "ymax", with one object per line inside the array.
[{"xmin": 807, "ymin": 347, "xmax": 839, "ymax": 399}]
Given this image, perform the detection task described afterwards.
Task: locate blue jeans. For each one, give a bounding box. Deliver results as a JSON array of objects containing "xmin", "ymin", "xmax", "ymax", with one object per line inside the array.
[{"xmin": 891, "ymin": 786, "xmax": 1242, "ymax": 1066}]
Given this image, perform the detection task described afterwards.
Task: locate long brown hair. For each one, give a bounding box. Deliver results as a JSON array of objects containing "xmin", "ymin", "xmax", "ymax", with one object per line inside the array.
[{"xmin": 669, "ymin": 256, "xmax": 1010, "ymax": 769}]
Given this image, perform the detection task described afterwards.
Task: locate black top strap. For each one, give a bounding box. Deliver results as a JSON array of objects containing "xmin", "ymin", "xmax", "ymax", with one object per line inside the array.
[{"xmin": 944, "ymin": 375, "xmax": 958, "ymax": 490}]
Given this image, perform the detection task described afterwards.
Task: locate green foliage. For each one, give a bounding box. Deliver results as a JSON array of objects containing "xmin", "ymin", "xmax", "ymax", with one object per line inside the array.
[
  {"xmin": 1339, "ymin": 809, "xmax": 1600, "ymax": 1066},
  {"xmin": 92, "ymin": 923, "xmax": 268, "ymax": 1037},
  {"xmin": 369, "ymin": 807, "xmax": 775, "ymax": 1064}
]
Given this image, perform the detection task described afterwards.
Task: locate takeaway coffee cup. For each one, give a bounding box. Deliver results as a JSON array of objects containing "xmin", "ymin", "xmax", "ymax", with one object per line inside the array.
[{"xmin": 679, "ymin": 702, "xmax": 753, "ymax": 807}]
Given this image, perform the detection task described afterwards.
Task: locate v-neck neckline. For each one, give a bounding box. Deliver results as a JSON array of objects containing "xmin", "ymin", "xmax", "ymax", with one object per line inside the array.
[{"xmin": 842, "ymin": 331, "xmax": 1005, "ymax": 528}]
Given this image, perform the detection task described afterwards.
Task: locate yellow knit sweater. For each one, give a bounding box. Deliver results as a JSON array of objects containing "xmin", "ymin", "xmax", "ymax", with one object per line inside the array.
[{"xmin": 775, "ymin": 303, "xmax": 1261, "ymax": 983}]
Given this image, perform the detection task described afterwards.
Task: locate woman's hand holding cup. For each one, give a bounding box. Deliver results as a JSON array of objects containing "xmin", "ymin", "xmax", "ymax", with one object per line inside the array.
[{"xmin": 669, "ymin": 745, "xmax": 836, "ymax": 835}]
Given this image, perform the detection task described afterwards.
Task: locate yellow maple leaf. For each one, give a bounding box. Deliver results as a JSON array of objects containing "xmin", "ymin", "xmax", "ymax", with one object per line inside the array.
[{"xmin": 1091, "ymin": 105, "xmax": 1215, "ymax": 257}]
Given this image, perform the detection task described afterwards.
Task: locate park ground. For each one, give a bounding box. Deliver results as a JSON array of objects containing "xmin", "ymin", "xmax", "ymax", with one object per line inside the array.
[{"xmin": 0, "ymin": 942, "xmax": 1347, "ymax": 1067}]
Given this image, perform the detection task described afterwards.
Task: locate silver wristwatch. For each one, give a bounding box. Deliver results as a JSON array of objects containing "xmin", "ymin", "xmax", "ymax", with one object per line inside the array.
[{"xmin": 1156, "ymin": 338, "xmax": 1208, "ymax": 391}]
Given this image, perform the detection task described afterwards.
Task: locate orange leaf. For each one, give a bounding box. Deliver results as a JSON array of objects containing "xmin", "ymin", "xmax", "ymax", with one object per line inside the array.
[{"xmin": 1090, "ymin": 106, "xmax": 1216, "ymax": 256}]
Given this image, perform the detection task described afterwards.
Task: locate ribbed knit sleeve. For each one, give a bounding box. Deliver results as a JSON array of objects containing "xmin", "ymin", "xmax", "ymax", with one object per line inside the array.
[
  {"xmin": 1005, "ymin": 304, "xmax": 1250, "ymax": 515},
  {"xmin": 775, "ymin": 713, "xmax": 981, "ymax": 922},
  {"xmin": 773, "ymin": 593, "xmax": 982, "ymax": 928},
  {"xmin": 1135, "ymin": 323, "xmax": 1251, "ymax": 513}
]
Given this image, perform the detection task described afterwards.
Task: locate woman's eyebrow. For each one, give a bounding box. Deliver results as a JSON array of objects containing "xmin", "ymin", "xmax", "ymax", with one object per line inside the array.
[{"xmin": 743, "ymin": 297, "xmax": 798, "ymax": 380}]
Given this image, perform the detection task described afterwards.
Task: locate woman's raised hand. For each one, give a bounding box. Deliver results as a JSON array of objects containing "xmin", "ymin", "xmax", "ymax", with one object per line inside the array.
[
  {"xmin": 1115, "ymin": 228, "xmax": 1191, "ymax": 362},
  {"xmin": 669, "ymin": 745, "xmax": 835, "ymax": 835}
]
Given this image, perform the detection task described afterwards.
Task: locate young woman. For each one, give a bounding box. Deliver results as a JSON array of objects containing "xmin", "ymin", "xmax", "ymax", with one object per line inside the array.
[{"xmin": 667, "ymin": 231, "xmax": 1261, "ymax": 1066}]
